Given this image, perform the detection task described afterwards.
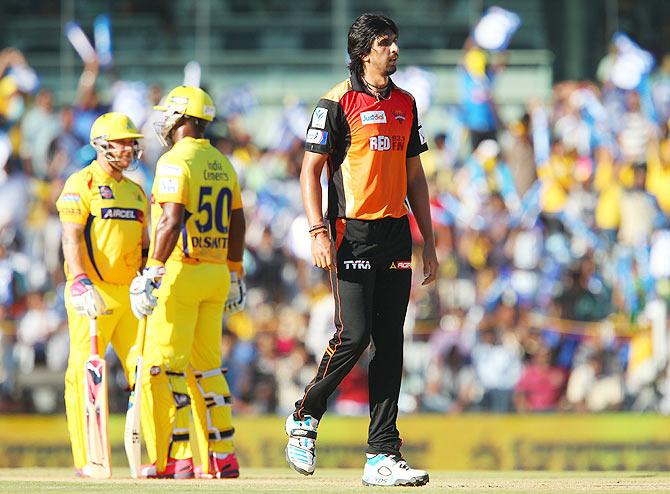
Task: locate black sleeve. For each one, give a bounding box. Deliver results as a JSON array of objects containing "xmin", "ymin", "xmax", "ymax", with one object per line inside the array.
[
  {"xmin": 304, "ymin": 98, "xmax": 344, "ymax": 155},
  {"xmin": 406, "ymin": 100, "xmax": 428, "ymax": 158}
]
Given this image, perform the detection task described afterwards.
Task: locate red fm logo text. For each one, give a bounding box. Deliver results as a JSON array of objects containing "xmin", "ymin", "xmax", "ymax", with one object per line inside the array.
[{"xmin": 369, "ymin": 135, "xmax": 405, "ymax": 151}]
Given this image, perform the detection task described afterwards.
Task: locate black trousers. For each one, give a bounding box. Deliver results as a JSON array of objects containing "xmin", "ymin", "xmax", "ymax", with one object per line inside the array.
[{"xmin": 294, "ymin": 216, "xmax": 412, "ymax": 455}]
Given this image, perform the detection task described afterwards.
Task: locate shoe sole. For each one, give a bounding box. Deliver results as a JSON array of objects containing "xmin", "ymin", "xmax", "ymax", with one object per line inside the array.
[
  {"xmin": 215, "ymin": 470, "xmax": 240, "ymax": 478},
  {"xmin": 285, "ymin": 447, "xmax": 314, "ymax": 476},
  {"xmin": 142, "ymin": 470, "xmax": 195, "ymax": 480},
  {"xmin": 362, "ymin": 474, "xmax": 429, "ymax": 487}
]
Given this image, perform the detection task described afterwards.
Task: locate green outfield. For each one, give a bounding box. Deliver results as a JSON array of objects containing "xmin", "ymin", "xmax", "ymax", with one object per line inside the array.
[{"xmin": 1, "ymin": 469, "xmax": 670, "ymax": 493}]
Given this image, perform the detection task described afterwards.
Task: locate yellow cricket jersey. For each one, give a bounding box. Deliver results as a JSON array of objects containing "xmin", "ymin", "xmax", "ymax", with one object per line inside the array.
[
  {"xmin": 150, "ymin": 137, "xmax": 242, "ymax": 264},
  {"xmin": 56, "ymin": 160, "xmax": 148, "ymax": 285}
]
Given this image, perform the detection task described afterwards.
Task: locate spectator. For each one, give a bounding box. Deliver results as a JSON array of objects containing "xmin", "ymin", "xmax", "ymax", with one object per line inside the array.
[
  {"xmin": 566, "ymin": 350, "xmax": 624, "ymax": 412},
  {"xmin": 20, "ymin": 89, "xmax": 59, "ymax": 179},
  {"xmin": 471, "ymin": 324, "xmax": 522, "ymax": 412},
  {"xmin": 458, "ymin": 40, "xmax": 503, "ymax": 150},
  {"xmin": 514, "ymin": 344, "xmax": 566, "ymax": 412},
  {"xmin": 422, "ymin": 346, "xmax": 480, "ymax": 413}
]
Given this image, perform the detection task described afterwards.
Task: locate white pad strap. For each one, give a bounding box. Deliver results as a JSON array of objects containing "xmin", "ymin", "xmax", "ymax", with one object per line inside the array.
[
  {"xmin": 193, "ymin": 368, "xmax": 232, "ymax": 408},
  {"xmin": 194, "ymin": 368, "xmax": 224, "ymax": 379}
]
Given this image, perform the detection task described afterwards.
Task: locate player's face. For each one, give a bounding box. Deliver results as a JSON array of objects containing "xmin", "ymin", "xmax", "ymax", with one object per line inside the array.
[
  {"xmin": 107, "ymin": 138, "xmax": 136, "ymax": 169},
  {"xmin": 368, "ymin": 31, "xmax": 399, "ymax": 76}
]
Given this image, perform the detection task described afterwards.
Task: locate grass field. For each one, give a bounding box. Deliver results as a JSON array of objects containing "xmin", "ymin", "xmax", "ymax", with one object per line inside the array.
[{"xmin": 1, "ymin": 469, "xmax": 670, "ymax": 493}]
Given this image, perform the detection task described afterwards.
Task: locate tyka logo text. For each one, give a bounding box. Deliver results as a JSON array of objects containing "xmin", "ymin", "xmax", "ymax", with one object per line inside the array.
[{"xmin": 343, "ymin": 259, "xmax": 371, "ymax": 270}]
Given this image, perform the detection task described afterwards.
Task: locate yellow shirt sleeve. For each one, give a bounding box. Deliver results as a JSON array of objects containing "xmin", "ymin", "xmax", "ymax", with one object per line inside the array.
[
  {"xmin": 153, "ymin": 157, "xmax": 189, "ymax": 205},
  {"xmin": 56, "ymin": 172, "xmax": 91, "ymax": 225},
  {"xmin": 231, "ymin": 175, "xmax": 243, "ymax": 210}
]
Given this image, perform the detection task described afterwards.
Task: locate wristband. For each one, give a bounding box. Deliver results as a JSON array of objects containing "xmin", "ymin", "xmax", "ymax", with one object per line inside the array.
[
  {"xmin": 308, "ymin": 222, "xmax": 327, "ymax": 233},
  {"xmin": 141, "ymin": 248, "xmax": 149, "ymax": 257},
  {"xmin": 73, "ymin": 273, "xmax": 89, "ymax": 282},
  {"xmin": 310, "ymin": 228, "xmax": 329, "ymax": 239},
  {"xmin": 145, "ymin": 258, "xmax": 165, "ymax": 269},
  {"xmin": 227, "ymin": 260, "xmax": 244, "ymax": 276}
]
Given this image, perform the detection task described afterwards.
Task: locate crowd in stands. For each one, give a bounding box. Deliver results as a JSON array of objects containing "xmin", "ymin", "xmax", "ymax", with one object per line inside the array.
[{"xmin": 1, "ymin": 39, "xmax": 670, "ymax": 417}]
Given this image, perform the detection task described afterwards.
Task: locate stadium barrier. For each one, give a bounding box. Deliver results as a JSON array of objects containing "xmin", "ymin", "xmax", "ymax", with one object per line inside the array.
[{"xmin": 2, "ymin": 414, "xmax": 670, "ymax": 470}]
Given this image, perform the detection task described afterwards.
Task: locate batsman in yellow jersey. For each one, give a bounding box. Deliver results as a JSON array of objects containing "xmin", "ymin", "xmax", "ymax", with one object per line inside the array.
[
  {"xmin": 130, "ymin": 85, "xmax": 246, "ymax": 479},
  {"xmin": 56, "ymin": 112, "xmax": 149, "ymax": 476}
]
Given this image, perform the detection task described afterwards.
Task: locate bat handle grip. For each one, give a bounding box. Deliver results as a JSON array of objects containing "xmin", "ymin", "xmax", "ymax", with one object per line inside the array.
[{"xmin": 89, "ymin": 317, "xmax": 99, "ymax": 356}]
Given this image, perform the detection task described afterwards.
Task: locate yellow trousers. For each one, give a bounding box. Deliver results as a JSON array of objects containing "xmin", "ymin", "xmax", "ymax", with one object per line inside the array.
[
  {"xmin": 141, "ymin": 259, "xmax": 234, "ymax": 474},
  {"xmin": 64, "ymin": 280, "xmax": 139, "ymax": 470}
]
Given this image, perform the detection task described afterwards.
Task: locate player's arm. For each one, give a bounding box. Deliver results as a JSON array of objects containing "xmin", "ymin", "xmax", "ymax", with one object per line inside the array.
[
  {"xmin": 227, "ymin": 208, "xmax": 245, "ymax": 265},
  {"xmin": 300, "ymin": 151, "xmax": 334, "ymax": 270},
  {"xmin": 61, "ymin": 221, "xmax": 86, "ymax": 276},
  {"xmin": 129, "ymin": 203, "xmax": 182, "ymax": 319},
  {"xmin": 406, "ymin": 154, "xmax": 438, "ymax": 285},
  {"xmin": 140, "ymin": 226, "xmax": 150, "ymax": 268},
  {"xmin": 406, "ymin": 99, "xmax": 438, "ymax": 285},
  {"xmin": 224, "ymin": 207, "xmax": 247, "ymax": 314},
  {"xmin": 57, "ymin": 175, "xmax": 106, "ymax": 317},
  {"xmin": 61, "ymin": 220, "xmax": 106, "ymax": 317},
  {"xmin": 149, "ymin": 202, "xmax": 184, "ymax": 263}
]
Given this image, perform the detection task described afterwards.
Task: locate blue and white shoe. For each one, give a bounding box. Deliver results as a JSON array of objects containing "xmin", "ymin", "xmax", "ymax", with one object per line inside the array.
[
  {"xmin": 285, "ymin": 414, "xmax": 319, "ymax": 476},
  {"xmin": 362, "ymin": 453, "xmax": 429, "ymax": 487}
]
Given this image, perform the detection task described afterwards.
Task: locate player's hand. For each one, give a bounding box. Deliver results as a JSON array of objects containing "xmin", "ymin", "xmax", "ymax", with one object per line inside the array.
[
  {"xmin": 70, "ymin": 274, "xmax": 107, "ymax": 317},
  {"xmin": 311, "ymin": 231, "xmax": 335, "ymax": 271},
  {"xmin": 224, "ymin": 272, "xmax": 247, "ymax": 314},
  {"xmin": 129, "ymin": 265, "xmax": 165, "ymax": 319},
  {"xmin": 421, "ymin": 243, "xmax": 439, "ymax": 285}
]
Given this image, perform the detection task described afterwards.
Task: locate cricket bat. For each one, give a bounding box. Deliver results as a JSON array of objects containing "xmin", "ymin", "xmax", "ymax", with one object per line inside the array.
[
  {"xmin": 84, "ymin": 317, "xmax": 111, "ymax": 478},
  {"xmin": 124, "ymin": 316, "xmax": 147, "ymax": 478}
]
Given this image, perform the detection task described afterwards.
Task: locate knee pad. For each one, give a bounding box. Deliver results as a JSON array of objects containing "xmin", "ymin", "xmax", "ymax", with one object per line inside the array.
[
  {"xmin": 166, "ymin": 370, "xmax": 191, "ymax": 448},
  {"xmin": 166, "ymin": 370, "xmax": 191, "ymax": 409},
  {"xmin": 193, "ymin": 368, "xmax": 235, "ymax": 441}
]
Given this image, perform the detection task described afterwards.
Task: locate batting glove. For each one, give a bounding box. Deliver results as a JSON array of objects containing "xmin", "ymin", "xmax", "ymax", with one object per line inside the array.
[
  {"xmin": 224, "ymin": 272, "xmax": 246, "ymax": 314},
  {"xmin": 129, "ymin": 265, "xmax": 166, "ymax": 319},
  {"xmin": 70, "ymin": 273, "xmax": 107, "ymax": 318}
]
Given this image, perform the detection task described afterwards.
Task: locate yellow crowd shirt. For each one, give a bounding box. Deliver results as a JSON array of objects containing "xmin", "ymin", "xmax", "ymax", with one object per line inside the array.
[
  {"xmin": 150, "ymin": 137, "xmax": 242, "ymax": 264},
  {"xmin": 56, "ymin": 160, "xmax": 148, "ymax": 285}
]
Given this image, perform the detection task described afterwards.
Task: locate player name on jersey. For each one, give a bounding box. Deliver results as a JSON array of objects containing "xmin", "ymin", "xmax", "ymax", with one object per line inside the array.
[{"xmin": 191, "ymin": 235, "xmax": 229, "ymax": 249}]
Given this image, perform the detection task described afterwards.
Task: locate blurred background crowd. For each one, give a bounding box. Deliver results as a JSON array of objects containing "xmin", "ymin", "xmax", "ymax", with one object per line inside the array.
[{"xmin": 1, "ymin": 0, "xmax": 670, "ymax": 418}]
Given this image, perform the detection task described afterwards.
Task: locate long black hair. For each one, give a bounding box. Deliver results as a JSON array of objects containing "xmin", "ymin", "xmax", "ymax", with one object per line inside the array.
[{"xmin": 347, "ymin": 13, "xmax": 398, "ymax": 81}]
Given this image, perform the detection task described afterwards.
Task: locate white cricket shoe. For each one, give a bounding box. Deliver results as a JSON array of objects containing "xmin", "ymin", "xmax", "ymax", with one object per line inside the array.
[
  {"xmin": 362, "ymin": 453, "xmax": 429, "ymax": 487},
  {"xmin": 285, "ymin": 414, "xmax": 319, "ymax": 476}
]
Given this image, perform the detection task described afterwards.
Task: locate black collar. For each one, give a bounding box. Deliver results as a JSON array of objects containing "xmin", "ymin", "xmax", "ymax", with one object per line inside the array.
[{"xmin": 350, "ymin": 74, "xmax": 395, "ymax": 98}]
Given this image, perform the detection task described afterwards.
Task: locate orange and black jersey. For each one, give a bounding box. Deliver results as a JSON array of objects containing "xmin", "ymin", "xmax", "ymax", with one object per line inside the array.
[{"xmin": 305, "ymin": 76, "xmax": 428, "ymax": 221}]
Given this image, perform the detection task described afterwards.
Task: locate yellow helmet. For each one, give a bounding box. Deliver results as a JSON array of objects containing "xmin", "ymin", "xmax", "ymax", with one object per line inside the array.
[
  {"xmin": 90, "ymin": 112, "xmax": 144, "ymax": 168},
  {"xmin": 153, "ymin": 85, "xmax": 215, "ymax": 146},
  {"xmin": 90, "ymin": 112, "xmax": 144, "ymax": 142},
  {"xmin": 154, "ymin": 85, "xmax": 215, "ymax": 121}
]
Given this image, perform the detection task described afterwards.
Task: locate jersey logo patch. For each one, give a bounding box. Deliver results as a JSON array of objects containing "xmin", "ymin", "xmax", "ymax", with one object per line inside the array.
[
  {"xmin": 101, "ymin": 207, "xmax": 143, "ymax": 221},
  {"xmin": 61, "ymin": 192, "xmax": 80, "ymax": 202},
  {"xmin": 360, "ymin": 111, "xmax": 387, "ymax": 125},
  {"xmin": 98, "ymin": 185, "xmax": 114, "ymax": 199},
  {"xmin": 158, "ymin": 177, "xmax": 179, "ymax": 194},
  {"xmin": 389, "ymin": 261, "xmax": 411, "ymax": 270},
  {"xmin": 393, "ymin": 110, "xmax": 406, "ymax": 121},
  {"xmin": 157, "ymin": 164, "xmax": 183, "ymax": 176},
  {"xmin": 306, "ymin": 129, "xmax": 328, "ymax": 145},
  {"xmin": 311, "ymin": 107, "xmax": 328, "ymax": 129}
]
